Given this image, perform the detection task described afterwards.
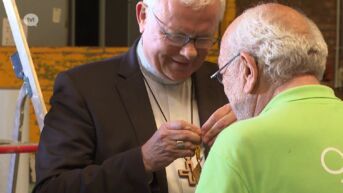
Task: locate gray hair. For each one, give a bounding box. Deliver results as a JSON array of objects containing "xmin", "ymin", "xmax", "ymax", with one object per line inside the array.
[
  {"xmin": 143, "ymin": 0, "xmax": 226, "ymax": 20},
  {"xmin": 226, "ymin": 4, "xmax": 328, "ymax": 84}
]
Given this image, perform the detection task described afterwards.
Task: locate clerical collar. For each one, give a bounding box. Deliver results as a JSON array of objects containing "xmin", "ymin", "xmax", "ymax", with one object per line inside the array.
[{"xmin": 137, "ymin": 38, "xmax": 185, "ymax": 85}]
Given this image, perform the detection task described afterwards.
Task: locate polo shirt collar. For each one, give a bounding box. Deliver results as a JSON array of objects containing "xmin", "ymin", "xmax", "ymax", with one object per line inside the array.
[{"xmin": 262, "ymin": 85, "xmax": 339, "ymax": 114}]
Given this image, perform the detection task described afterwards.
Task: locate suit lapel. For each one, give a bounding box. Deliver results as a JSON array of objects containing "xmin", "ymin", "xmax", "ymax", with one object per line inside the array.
[
  {"xmin": 114, "ymin": 43, "xmax": 168, "ymax": 193},
  {"xmin": 114, "ymin": 44, "xmax": 156, "ymax": 146}
]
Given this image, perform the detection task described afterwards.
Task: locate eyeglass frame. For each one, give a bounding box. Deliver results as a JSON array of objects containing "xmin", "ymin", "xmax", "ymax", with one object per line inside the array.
[
  {"xmin": 210, "ymin": 53, "xmax": 240, "ymax": 84},
  {"xmin": 144, "ymin": 4, "xmax": 218, "ymax": 49}
]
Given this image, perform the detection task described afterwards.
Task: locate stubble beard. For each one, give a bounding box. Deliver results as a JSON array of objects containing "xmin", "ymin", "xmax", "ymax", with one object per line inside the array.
[{"xmin": 231, "ymin": 95, "xmax": 255, "ymax": 121}]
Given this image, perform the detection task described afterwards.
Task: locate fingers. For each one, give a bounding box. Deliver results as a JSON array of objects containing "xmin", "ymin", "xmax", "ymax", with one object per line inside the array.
[
  {"xmin": 169, "ymin": 130, "xmax": 201, "ymax": 144},
  {"xmin": 141, "ymin": 120, "xmax": 202, "ymax": 172},
  {"xmin": 173, "ymin": 141, "xmax": 197, "ymax": 157},
  {"xmin": 176, "ymin": 149, "xmax": 195, "ymax": 158},
  {"xmin": 160, "ymin": 120, "xmax": 201, "ymax": 144},
  {"xmin": 175, "ymin": 140, "xmax": 198, "ymax": 151},
  {"xmin": 202, "ymin": 104, "xmax": 232, "ymax": 134},
  {"xmin": 166, "ymin": 120, "xmax": 201, "ymax": 134},
  {"xmin": 201, "ymin": 104, "xmax": 237, "ymax": 146}
]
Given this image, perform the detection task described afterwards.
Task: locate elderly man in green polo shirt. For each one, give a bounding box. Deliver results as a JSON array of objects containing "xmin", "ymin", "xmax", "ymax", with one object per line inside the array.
[{"xmin": 196, "ymin": 3, "xmax": 343, "ymax": 193}]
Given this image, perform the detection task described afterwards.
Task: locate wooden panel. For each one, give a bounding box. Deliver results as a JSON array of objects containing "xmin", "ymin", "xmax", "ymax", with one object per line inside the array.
[
  {"xmin": 0, "ymin": 47, "xmax": 128, "ymax": 142},
  {"xmin": 221, "ymin": 0, "xmax": 237, "ymax": 36},
  {"xmin": 0, "ymin": 46, "xmax": 221, "ymax": 142}
]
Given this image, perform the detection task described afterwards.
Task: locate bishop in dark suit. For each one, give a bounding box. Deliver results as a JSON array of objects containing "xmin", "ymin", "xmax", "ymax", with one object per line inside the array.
[{"xmin": 33, "ymin": 0, "xmax": 235, "ymax": 193}]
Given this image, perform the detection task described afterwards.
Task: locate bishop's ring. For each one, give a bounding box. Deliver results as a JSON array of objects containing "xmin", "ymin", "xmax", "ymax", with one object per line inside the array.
[{"xmin": 176, "ymin": 140, "xmax": 185, "ymax": 149}]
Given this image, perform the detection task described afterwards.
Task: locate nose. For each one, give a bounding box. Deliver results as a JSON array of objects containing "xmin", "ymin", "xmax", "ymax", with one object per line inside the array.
[{"xmin": 179, "ymin": 42, "xmax": 198, "ymax": 61}]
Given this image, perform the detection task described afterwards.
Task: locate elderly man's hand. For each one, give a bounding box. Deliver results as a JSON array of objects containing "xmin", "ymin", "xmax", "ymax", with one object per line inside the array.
[
  {"xmin": 201, "ymin": 104, "xmax": 236, "ymax": 146},
  {"xmin": 141, "ymin": 120, "xmax": 201, "ymax": 172}
]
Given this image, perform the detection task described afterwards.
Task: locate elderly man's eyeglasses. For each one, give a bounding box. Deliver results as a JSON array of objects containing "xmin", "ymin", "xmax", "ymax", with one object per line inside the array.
[
  {"xmin": 148, "ymin": 7, "xmax": 218, "ymax": 49},
  {"xmin": 210, "ymin": 53, "xmax": 240, "ymax": 83}
]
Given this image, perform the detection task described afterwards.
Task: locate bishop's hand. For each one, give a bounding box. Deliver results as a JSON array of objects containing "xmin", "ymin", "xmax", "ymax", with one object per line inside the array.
[{"xmin": 141, "ymin": 120, "xmax": 201, "ymax": 172}]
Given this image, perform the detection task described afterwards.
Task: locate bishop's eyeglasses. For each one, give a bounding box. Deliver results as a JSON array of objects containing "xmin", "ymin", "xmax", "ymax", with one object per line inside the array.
[{"xmin": 147, "ymin": 5, "xmax": 218, "ymax": 49}]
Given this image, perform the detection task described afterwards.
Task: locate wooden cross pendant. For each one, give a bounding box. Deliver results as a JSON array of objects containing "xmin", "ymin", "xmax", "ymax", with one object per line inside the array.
[{"xmin": 178, "ymin": 158, "xmax": 197, "ymax": 186}]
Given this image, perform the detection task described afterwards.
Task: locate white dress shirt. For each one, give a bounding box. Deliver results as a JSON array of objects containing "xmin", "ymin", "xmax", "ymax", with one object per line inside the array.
[{"xmin": 137, "ymin": 39, "xmax": 204, "ymax": 193}]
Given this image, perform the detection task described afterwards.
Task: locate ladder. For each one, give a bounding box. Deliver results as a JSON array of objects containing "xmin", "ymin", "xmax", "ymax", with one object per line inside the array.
[{"xmin": 1, "ymin": 0, "xmax": 47, "ymax": 193}]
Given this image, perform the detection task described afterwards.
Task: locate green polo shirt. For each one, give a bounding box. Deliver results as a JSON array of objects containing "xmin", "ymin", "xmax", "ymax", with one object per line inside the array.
[{"xmin": 196, "ymin": 85, "xmax": 343, "ymax": 193}]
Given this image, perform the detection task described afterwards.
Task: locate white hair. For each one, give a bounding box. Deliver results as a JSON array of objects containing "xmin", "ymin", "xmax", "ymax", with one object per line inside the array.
[
  {"xmin": 143, "ymin": 0, "xmax": 226, "ymax": 20},
  {"xmin": 226, "ymin": 4, "xmax": 328, "ymax": 84}
]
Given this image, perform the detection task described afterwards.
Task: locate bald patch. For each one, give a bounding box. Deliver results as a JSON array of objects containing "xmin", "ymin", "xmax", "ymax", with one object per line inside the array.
[{"xmin": 244, "ymin": 3, "xmax": 311, "ymax": 36}]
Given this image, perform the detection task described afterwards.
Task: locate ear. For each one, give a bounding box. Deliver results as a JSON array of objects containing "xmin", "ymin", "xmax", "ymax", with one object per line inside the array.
[
  {"xmin": 136, "ymin": 2, "xmax": 147, "ymax": 33},
  {"xmin": 240, "ymin": 52, "xmax": 258, "ymax": 94}
]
